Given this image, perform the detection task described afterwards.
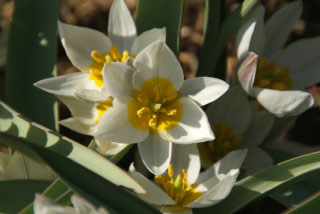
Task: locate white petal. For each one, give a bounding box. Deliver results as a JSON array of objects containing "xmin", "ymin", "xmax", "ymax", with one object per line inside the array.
[
  {"xmin": 206, "ymin": 86, "xmax": 252, "ymax": 136},
  {"xmin": 58, "ymin": 21, "xmax": 112, "ymax": 72},
  {"xmin": 159, "ymin": 97, "xmax": 214, "ymax": 144},
  {"xmin": 34, "ymin": 194, "xmax": 74, "ymax": 214},
  {"xmin": 236, "ymin": 5, "xmax": 266, "ymax": 59},
  {"xmin": 254, "ymin": 88, "xmax": 314, "ymax": 117},
  {"xmin": 129, "ymin": 163, "xmax": 175, "ymax": 206},
  {"xmin": 138, "ymin": 135, "xmax": 172, "ymax": 175},
  {"xmin": 94, "ymin": 138, "xmax": 128, "ymax": 156},
  {"xmin": 3, "ymin": 152, "xmax": 55, "ymax": 181},
  {"xmin": 60, "ymin": 118, "xmax": 96, "ymax": 136},
  {"xmin": 170, "ymin": 144, "xmax": 200, "ymax": 184},
  {"xmin": 108, "ymin": 0, "xmax": 137, "ymax": 52},
  {"xmin": 271, "ymin": 37, "xmax": 320, "ymax": 88},
  {"xmin": 237, "ymin": 52, "xmax": 258, "ymax": 95},
  {"xmin": 71, "ymin": 195, "xmax": 108, "ymax": 214},
  {"xmin": 133, "ymin": 41, "xmax": 184, "ymax": 91},
  {"xmin": 34, "ymin": 72, "xmax": 96, "ymax": 97},
  {"xmin": 188, "ymin": 171, "xmax": 239, "ymax": 208},
  {"xmin": 74, "ymin": 89, "xmax": 111, "ymax": 102},
  {"xmin": 264, "ymin": 1, "xmax": 303, "ymax": 57},
  {"xmin": 179, "ymin": 77, "xmax": 229, "ymax": 106},
  {"xmin": 131, "ymin": 28, "xmax": 166, "ymax": 54},
  {"xmin": 244, "ymin": 147, "xmax": 273, "ymax": 176},
  {"xmin": 242, "ymin": 110, "xmax": 275, "ymax": 147},
  {"xmin": 196, "ymin": 149, "xmax": 247, "ymax": 185},
  {"xmin": 103, "ymin": 62, "xmax": 134, "ymax": 99},
  {"xmin": 94, "ymin": 97, "xmax": 149, "ymax": 144}
]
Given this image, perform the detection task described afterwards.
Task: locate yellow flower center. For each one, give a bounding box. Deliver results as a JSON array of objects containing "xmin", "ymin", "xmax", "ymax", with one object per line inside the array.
[
  {"xmin": 197, "ymin": 122, "xmax": 242, "ymax": 165},
  {"xmin": 254, "ymin": 57, "xmax": 292, "ymax": 90},
  {"xmin": 88, "ymin": 46, "xmax": 135, "ymax": 88},
  {"xmin": 127, "ymin": 78, "xmax": 183, "ymax": 135},
  {"xmin": 155, "ymin": 164, "xmax": 202, "ymax": 210},
  {"xmin": 94, "ymin": 98, "xmax": 113, "ymax": 124}
]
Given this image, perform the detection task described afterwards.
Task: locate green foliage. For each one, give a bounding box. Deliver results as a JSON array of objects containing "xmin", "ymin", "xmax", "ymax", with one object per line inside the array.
[
  {"xmin": 5, "ymin": 0, "xmax": 60, "ymax": 130},
  {"xmin": 136, "ymin": 0, "xmax": 185, "ymax": 56}
]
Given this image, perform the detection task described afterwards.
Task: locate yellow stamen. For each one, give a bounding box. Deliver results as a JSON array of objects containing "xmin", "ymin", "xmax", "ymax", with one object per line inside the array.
[
  {"xmin": 94, "ymin": 99, "xmax": 113, "ymax": 124},
  {"xmin": 155, "ymin": 164, "xmax": 202, "ymax": 210},
  {"xmin": 197, "ymin": 122, "xmax": 242, "ymax": 164},
  {"xmin": 121, "ymin": 50, "xmax": 129, "ymax": 63},
  {"xmin": 137, "ymin": 107, "xmax": 151, "ymax": 118},
  {"xmin": 111, "ymin": 46, "xmax": 121, "ymax": 61},
  {"xmin": 91, "ymin": 50, "xmax": 106, "ymax": 64}
]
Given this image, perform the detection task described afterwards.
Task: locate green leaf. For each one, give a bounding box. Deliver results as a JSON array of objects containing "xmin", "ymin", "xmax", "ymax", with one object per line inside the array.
[
  {"xmin": 195, "ymin": 151, "xmax": 320, "ymax": 214},
  {"xmin": 201, "ymin": 0, "xmax": 258, "ymax": 77},
  {"xmin": 135, "ymin": 0, "xmax": 185, "ymax": 56},
  {"xmin": 0, "ymin": 180, "xmax": 50, "ymax": 213},
  {"xmin": 0, "ymin": 101, "xmax": 145, "ymax": 194},
  {"xmin": 5, "ymin": 0, "xmax": 60, "ymax": 130},
  {"xmin": 285, "ymin": 191, "xmax": 320, "ymax": 214},
  {"xmin": 19, "ymin": 178, "xmax": 72, "ymax": 213}
]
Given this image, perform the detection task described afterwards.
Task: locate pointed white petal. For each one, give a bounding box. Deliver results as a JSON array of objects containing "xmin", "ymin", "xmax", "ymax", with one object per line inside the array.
[
  {"xmin": 133, "ymin": 41, "xmax": 184, "ymax": 91},
  {"xmin": 236, "ymin": 5, "xmax": 266, "ymax": 59},
  {"xmin": 74, "ymin": 88, "xmax": 111, "ymax": 102},
  {"xmin": 159, "ymin": 97, "xmax": 214, "ymax": 144},
  {"xmin": 242, "ymin": 110, "xmax": 275, "ymax": 147},
  {"xmin": 188, "ymin": 172, "xmax": 239, "ymax": 208},
  {"xmin": 95, "ymin": 97, "xmax": 149, "ymax": 144},
  {"xmin": 170, "ymin": 144, "xmax": 200, "ymax": 184},
  {"xmin": 264, "ymin": 1, "xmax": 303, "ymax": 57},
  {"xmin": 108, "ymin": 0, "xmax": 137, "ymax": 52},
  {"xmin": 138, "ymin": 135, "xmax": 172, "ymax": 175},
  {"xmin": 237, "ymin": 52, "xmax": 258, "ymax": 95},
  {"xmin": 34, "ymin": 72, "xmax": 96, "ymax": 97},
  {"xmin": 60, "ymin": 118, "xmax": 96, "ymax": 135},
  {"xmin": 131, "ymin": 28, "xmax": 166, "ymax": 54},
  {"xmin": 103, "ymin": 62, "xmax": 134, "ymax": 98},
  {"xmin": 58, "ymin": 21, "xmax": 112, "ymax": 72},
  {"xmin": 254, "ymin": 88, "xmax": 314, "ymax": 117},
  {"xmin": 206, "ymin": 86, "xmax": 252, "ymax": 136},
  {"xmin": 244, "ymin": 147, "xmax": 273, "ymax": 176},
  {"xmin": 71, "ymin": 195, "xmax": 109, "ymax": 214},
  {"xmin": 271, "ymin": 37, "xmax": 320, "ymax": 88},
  {"xmin": 179, "ymin": 77, "xmax": 229, "ymax": 106},
  {"xmin": 129, "ymin": 163, "xmax": 175, "ymax": 205},
  {"xmin": 94, "ymin": 138, "xmax": 128, "ymax": 156}
]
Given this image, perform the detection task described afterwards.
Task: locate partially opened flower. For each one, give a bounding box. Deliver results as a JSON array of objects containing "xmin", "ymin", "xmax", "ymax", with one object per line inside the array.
[
  {"xmin": 34, "ymin": 0, "xmax": 166, "ymax": 136},
  {"xmin": 94, "ymin": 40, "xmax": 229, "ymax": 175},
  {"xmin": 129, "ymin": 149, "xmax": 247, "ymax": 214},
  {"xmin": 198, "ymin": 86, "xmax": 274, "ymax": 175},
  {"xmin": 236, "ymin": 1, "xmax": 315, "ymax": 117},
  {"xmin": 34, "ymin": 194, "xmax": 108, "ymax": 214}
]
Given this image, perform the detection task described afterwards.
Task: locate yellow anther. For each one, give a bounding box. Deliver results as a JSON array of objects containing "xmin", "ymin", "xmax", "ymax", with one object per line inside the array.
[
  {"xmin": 148, "ymin": 115, "xmax": 158, "ymax": 128},
  {"xmin": 121, "ymin": 50, "xmax": 129, "ymax": 63},
  {"xmin": 137, "ymin": 107, "xmax": 151, "ymax": 118},
  {"xmin": 166, "ymin": 109, "xmax": 177, "ymax": 116},
  {"xmin": 168, "ymin": 164, "xmax": 174, "ymax": 177},
  {"xmin": 94, "ymin": 99, "xmax": 113, "ymax": 124},
  {"xmin": 91, "ymin": 50, "xmax": 106, "ymax": 64},
  {"xmin": 105, "ymin": 55, "xmax": 113, "ymax": 63},
  {"xmin": 89, "ymin": 68, "xmax": 102, "ymax": 75},
  {"xmin": 181, "ymin": 169, "xmax": 187, "ymax": 184},
  {"xmin": 111, "ymin": 46, "xmax": 121, "ymax": 61}
]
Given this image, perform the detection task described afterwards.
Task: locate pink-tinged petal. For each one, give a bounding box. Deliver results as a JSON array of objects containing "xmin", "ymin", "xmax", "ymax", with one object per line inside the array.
[
  {"xmin": 271, "ymin": 37, "xmax": 320, "ymax": 88},
  {"xmin": 131, "ymin": 28, "xmax": 166, "ymax": 55},
  {"xmin": 129, "ymin": 163, "xmax": 175, "ymax": 206},
  {"xmin": 108, "ymin": 0, "xmax": 137, "ymax": 52},
  {"xmin": 264, "ymin": 1, "xmax": 303, "ymax": 57},
  {"xmin": 254, "ymin": 88, "xmax": 314, "ymax": 117},
  {"xmin": 159, "ymin": 97, "xmax": 214, "ymax": 144},
  {"xmin": 206, "ymin": 86, "xmax": 252, "ymax": 136},
  {"xmin": 58, "ymin": 21, "xmax": 112, "ymax": 72},
  {"xmin": 133, "ymin": 41, "xmax": 184, "ymax": 91},
  {"xmin": 236, "ymin": 5, "xmax": 266, "ymax": 59},
  {"xmin": 170, "ymin": 144, "xmax": 200, "ymax": 184},
  {"xmin": 179, "ymin": 77, "xmax": 229, "ymax": 106},
  {"xmin": 94, "ymin": 97, "xmax": 149, "ymax": 144},
  {"xmin": 138, "ymin": 135, "xmax": 172, "ymax": 175},
  {"xmin": 237, "ymin": 52, "xmax": 258, "ymax": 95}
]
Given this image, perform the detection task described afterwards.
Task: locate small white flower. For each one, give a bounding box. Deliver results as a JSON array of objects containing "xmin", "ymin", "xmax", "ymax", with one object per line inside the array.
[
  {"xmin": 199, "ymin": 86, "xmax": 274, "ymax": 175},
  {"xmin": 94, "ymin": 40, "xmax": 229, "ymax": 175},
  {"xmin": 34, "ymin": 0, "xmax": 166, "ymax": 137},
  {"xmin": 34, "ymin": 194, "xmax": 109, "ymax": 214},
  {"xmin": 129, "ymin": 149, "xmax": 247, "ymax": 214},
  {"xmin": 236, "ymin": 1, "xmax": 315, "ymax": 117}
]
